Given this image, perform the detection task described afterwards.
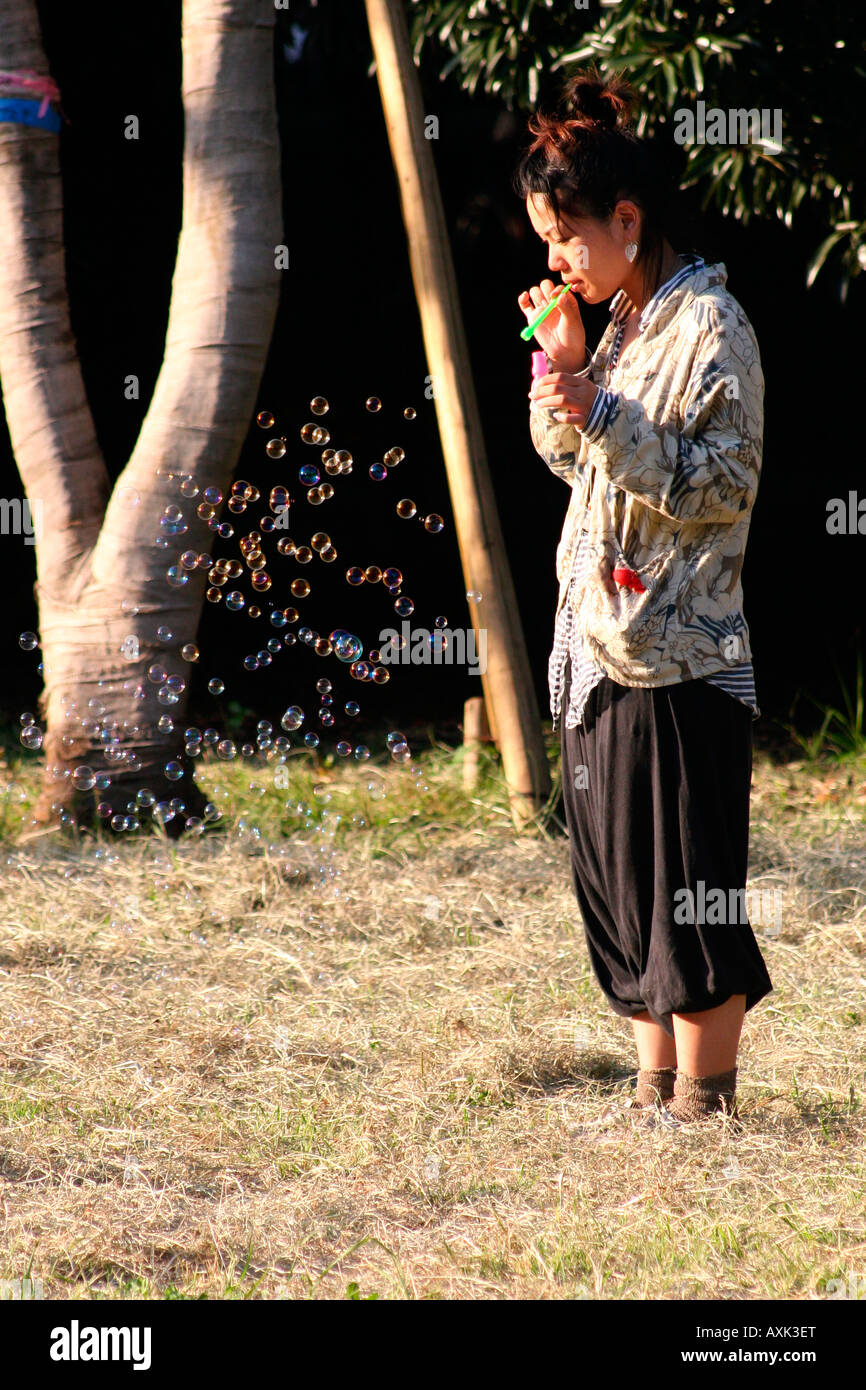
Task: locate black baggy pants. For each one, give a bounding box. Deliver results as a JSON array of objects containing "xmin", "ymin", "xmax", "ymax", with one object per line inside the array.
[{"xmin": 560, "ymin": 664, "xmax": 773, "ymax": 1037}]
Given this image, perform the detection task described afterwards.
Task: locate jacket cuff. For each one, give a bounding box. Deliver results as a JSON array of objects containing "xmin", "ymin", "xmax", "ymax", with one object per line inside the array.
[{"xmin": 581, "ymin": 387, "xmax": 620, "ymax": 442}]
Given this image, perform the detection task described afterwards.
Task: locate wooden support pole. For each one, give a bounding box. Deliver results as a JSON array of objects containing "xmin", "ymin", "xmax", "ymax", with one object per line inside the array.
[
  {"xmin": 462, "ymin": 694, "xmax": 491, "ymax": 792},
  {"xmin": 364, "ymin": 0, "xmax": 551, "ymax": 825}
]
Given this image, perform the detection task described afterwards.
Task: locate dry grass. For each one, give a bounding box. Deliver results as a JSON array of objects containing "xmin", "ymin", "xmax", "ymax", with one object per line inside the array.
[{"xmin": 0, "ymin": 740, "xmax": 865, "ymax": 1300}]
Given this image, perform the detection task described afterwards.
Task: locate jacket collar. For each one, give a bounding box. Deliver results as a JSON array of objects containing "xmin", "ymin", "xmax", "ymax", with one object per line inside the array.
[{"xmin": 608, "ymin": 257, "xmax": 728, "ymax": 342}]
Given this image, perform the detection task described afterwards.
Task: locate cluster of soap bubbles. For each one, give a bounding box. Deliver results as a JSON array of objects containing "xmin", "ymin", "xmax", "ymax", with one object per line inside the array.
[{"xmin": 11, "ymin": 391, "xmax": 450, "ymax": 833}]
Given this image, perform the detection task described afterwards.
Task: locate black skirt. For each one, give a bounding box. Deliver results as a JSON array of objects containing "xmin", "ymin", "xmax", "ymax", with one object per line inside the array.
[{"xmin": 559, "ymin": 663, "xmax": 773, "ymax": 1037}]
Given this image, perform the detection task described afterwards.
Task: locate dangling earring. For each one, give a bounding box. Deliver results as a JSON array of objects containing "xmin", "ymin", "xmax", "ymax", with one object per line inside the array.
[{"xmin": 625, "ymin": 241, "xmax": 638, "ymax": 263}]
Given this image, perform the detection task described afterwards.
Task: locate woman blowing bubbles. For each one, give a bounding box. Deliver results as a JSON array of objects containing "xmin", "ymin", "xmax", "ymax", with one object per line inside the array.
[{"xmin": 516, "ymin": 69, "xmax": 772, "ymax": 1123}]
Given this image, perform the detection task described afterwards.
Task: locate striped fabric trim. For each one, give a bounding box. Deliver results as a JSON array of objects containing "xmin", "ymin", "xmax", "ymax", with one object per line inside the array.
[{"xmin": 703, "ymin": 665, "xmax": 759, "ymax": 713}]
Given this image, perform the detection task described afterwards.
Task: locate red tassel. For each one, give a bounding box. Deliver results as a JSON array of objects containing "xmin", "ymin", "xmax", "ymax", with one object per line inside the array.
[{"xmin": 612, "ymin": 566, "xmax": 646, "ymax": 594}]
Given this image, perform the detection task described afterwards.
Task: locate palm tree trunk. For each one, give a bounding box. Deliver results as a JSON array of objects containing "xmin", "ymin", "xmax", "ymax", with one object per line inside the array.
[{"xmin": 0, "ymin": 0, "xmax": 281, "ymax": 832}]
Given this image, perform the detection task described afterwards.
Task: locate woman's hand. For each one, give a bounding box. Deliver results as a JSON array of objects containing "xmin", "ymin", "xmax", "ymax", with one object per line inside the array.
[
  {"xmin": 518, "ymin": 278, "xmax": 586, "ymax": 373},
  {"xmin": 530, "ymin": 371, "xmax": 599, "ymax": 428}
]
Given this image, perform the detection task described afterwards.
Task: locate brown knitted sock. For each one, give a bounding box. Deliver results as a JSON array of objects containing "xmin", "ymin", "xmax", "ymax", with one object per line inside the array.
[
  {"xmin": 633, "ymin": 1066, "xmax": 677, "ymax": 1108},
  {"xmin": 665, "ymin": 1068, "xmax": 738, "ymax": 1121}
]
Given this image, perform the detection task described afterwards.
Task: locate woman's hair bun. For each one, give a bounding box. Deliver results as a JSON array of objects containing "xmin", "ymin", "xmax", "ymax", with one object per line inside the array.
[
  {"xmin": 524, "ymin": 65, "xmax": 635, "ymax": 158},
  {"xmin": 561, "ymin": 68, "xmax": 634, "ymax": 132}
]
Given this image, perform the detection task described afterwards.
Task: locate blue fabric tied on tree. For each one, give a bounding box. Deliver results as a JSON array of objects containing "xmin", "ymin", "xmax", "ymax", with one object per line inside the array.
[{"xmin": 0, "ymin": 98, "xmax": 62, "ymax": 132}]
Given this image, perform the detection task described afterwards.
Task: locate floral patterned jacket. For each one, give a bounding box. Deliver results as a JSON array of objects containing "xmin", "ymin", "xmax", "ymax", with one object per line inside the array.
[{"xmin": 529, "ymin": 260, "xmax": 763, "ymax": 687}]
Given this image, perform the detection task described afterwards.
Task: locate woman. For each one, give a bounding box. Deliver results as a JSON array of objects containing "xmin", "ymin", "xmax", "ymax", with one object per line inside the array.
[{"xmin": 515, "ymin": 70, "xmax": 773, "ymax": 1123}]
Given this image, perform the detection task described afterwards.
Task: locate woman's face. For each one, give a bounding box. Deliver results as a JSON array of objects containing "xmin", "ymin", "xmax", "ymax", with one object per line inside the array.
[{"xmin": 525, "ymin": 192, "xmax": 641, "ymax": 304}]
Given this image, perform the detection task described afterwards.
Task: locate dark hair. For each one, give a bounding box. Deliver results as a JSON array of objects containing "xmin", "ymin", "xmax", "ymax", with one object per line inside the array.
[{"xmin": 513, "ymin": 68, "xmax": 686, "ymax": 299}]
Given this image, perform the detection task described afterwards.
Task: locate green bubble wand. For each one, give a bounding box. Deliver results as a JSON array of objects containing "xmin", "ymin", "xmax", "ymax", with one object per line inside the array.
[{"xmin": 520, "ymin": 283, "xmax": 576, "ymax": 341}]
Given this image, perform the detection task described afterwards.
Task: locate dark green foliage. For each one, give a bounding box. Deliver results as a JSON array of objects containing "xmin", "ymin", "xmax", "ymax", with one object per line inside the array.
[{"xmin": 408, "ymin": 0, "xmax": 864, "ymax": 295}]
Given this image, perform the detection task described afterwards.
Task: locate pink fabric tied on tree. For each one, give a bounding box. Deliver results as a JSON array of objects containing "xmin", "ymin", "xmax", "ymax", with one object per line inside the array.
[{"xmin": 0, "ymin": 69, "xmax": 60, "ymax": 119}]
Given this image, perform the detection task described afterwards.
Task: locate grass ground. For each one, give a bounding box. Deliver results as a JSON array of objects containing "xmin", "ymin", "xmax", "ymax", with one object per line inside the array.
[{"xmin": 0, "ymin": 730, "xmax": 864, "ymax": 1300}]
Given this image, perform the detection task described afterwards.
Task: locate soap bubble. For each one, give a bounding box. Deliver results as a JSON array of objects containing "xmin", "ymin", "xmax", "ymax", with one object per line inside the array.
[
  {"xmin": 291, "ymin": 578, "xmax": 310, "ymax": 599},
  {"xmin": 295, "ymin": 546, "xmax": 313, "ymax": 564},
  {"xmin": 383, "ymin": 567, "xmax": 402, "ymax": 587},
  {"xmin": 270, "ymin": 486, "xmax": 289, "ymax": 511},
  {"xmin": 466, "ymin": 589, "xmax": 483, "ymax": 602},
  {"xmin": 217, "ymin": 739, "xmax": 236, "ymax": 760},
  {"xmin": 266, "ymin": 438, "xmax": 286, "ymax": 459},
  {"xmin": 311, "ymin": 532, "xmax": 330, "ymax": 552},
  {"xmin": 310, "ymin": 396, "xmax": 329, "ymax": 415},
  {"xmin": 320, "ymin": 545, "xmax": 338, "ymax": 563},
  {"xmin": 281, "ymin": 705, "xmax": 304, "ymax": 731},
  {"xmin": 300, "ymin": 423, "xmax": 329, "ymax": 446},
  {"xmin": 365, "ymin": 565, "xmax": 382, "ymax": 584},
  {"xmin": 396, "ymin": 499, "xmax": 416, "ymax": 519},
  {"xmin": 299, "ymin": 464, "xmax": 320, "ymax": 486},
  {"xmin": 394, "ymin": 596, "xmax": 414, "ymax": 617},
  {"xmin": 369, "ymin": 463, "xmax": 387, "ymax": 482},
  {"xmin": 148, "ymin": 664, "xmax": 167, "ymax": 684},
  {"xmin": 354, "ymin": 745, "xmax": 370, "ymax": 761},
  {"xmin": 20, "ymin": 724, "xmax": 42, "ymax": 750},
  {"xmin": 166, "ymin": 566, "xmax": 188, "ymax": 587},
  {"xmin": 160, "ymin": 504, "xmax": 187, "ymax": 537},
  {"xmin": 251, "ymin": 572, "xmax": 271, "ymax": 591},
  {"xmin": 256, "ymin": 410, "xmax": 275, "ymax": 429},
  {"xmin": 434, "ymin": 615, "xmax": 448, "ymax": 628},
  {"xmin": 372, "ymin": 667, "xmax": 390, "ymax": 684},
  {"xmin": 403, "ymin": 407, "xmax": 416, "ymax": 420},
  {"xmin": 181, "ymin": 643, "xmax": 199, "ymax": 662},
  {"xmin": 304, "ymin": 732, "xmax": 320, "ymax": 748},
  {"xmin": 157, "ymin": 625, "xmax": 173, "ymax": 643},
  {"xmin": 331, "ymin": 629, "xmax": 363, "ymax": 663},
  {"xmin": 203, "ymin": 486, "xmax": 222, "ymax": 505},
  {"xmin": 208, "ymin": 677, "xmax": 225, "ymax": 696},
  {"xmin": 424, "ymin": 514, "xmax": 445, "ymax": 533},
  {"xmin": 226, "ymin": 591, "xmax": 245, "ymax": 611},
  {"xmin": 336, "ymin": 741, "xmax": 352, "ymax": 757},
  {"xmin": 383, "ymin": 447, "xmax": 405, "ymax": 466},
  {"xmin": 346, "ymin": 567, "xmax": 365, "ymax": 586},
  {"xmin": 18, "ymin": 632, "xmax": 38, "ymax": 651},
  {"xmin": 72, "ymin": 765, "xmax": 96, "ymax": 791},
  {"xmin": 164, "ymin": 760, "xmax": 184, "ymax": 781},
  {"xmin": 317, "ymin": 678, "xmax": 332, "ymax": 694},
  {"xmin": 345, "ymin": 701, "xmax": 360, "ymax": 716},
  {"xmin": 365, "ymin": 397, "xmax": 381, "ymax": 412}
]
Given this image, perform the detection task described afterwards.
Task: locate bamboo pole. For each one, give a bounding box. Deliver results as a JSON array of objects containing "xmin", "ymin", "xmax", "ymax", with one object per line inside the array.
[
  {"xmin": 462, "ymin": 694, "xmax": 490, "ymax": 792},
  {"xmin": 364, "ymin": 0, "xmax": 550, "ymax": 824}
]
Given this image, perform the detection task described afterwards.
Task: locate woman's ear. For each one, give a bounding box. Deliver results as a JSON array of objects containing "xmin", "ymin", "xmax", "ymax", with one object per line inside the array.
[{"xmin": 614, "ymin": 200, "xmax": 641, "ymax": 245}]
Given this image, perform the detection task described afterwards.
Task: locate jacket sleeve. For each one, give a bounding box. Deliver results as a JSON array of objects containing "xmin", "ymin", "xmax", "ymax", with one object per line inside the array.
[
  {"xmin": 529, "ymin": 403, "xmax": 586, "ymax": 484},
  {"xmin": 581, "ymin": 302, "xmax": 763, "ymax": 525},
  {"xmin": 528, "ymin": 350, "xmax": 606, "ymax": 485}
]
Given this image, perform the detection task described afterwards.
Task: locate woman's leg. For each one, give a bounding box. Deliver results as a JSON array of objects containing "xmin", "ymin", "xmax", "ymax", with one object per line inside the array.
[
  {"xmin": 664, "ymin": 993, "xmax": 746, "ymax": 1120},
  {"xmin": 630, "ymin": 1011, "xmax": 677, "ymax": 1107},
  {"xmin": 672, "ymin": 993, "xmax": 746, "ymax": 1075},
  {"xmin": 631, "ymin": 1011, "xmax": 676, "ymax": 1069}
]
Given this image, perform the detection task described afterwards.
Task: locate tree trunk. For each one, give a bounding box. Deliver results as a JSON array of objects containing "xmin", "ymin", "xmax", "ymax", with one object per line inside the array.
[{"xmin": 0, "ymin": 0, "xmax": 281, "ymax": 833}]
